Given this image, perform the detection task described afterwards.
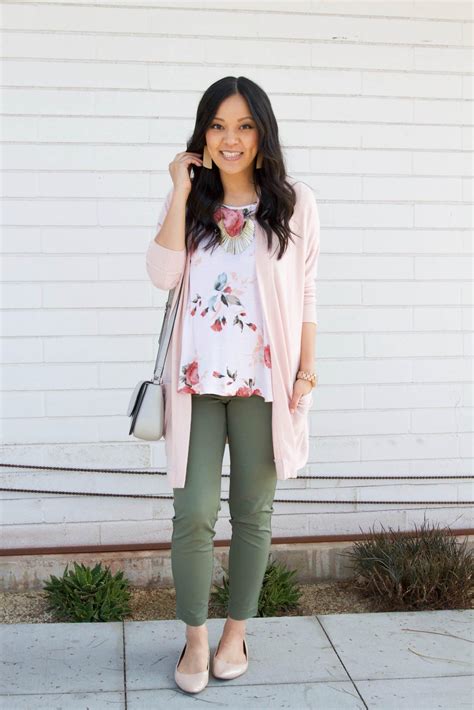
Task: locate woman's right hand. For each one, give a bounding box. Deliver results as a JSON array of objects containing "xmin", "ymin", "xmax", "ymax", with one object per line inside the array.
[{"xmin": 169, "ymin": 150, "xmax": 203, "ymax": 196}]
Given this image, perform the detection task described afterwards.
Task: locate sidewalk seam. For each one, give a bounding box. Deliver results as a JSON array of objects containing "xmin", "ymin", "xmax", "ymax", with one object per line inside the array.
[
  {"xmin": 122, "ymin": 621, "xmax": 128, "ymax": 710},
  {"xmin": 312, "ymin": 615, "xmax": 369, "ymax": 710}
]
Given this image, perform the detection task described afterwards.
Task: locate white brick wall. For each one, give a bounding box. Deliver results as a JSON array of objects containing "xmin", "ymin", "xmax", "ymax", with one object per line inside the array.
[{"xmin": 1, "ymin": 0, "xmax": 473, "ymax": 549}]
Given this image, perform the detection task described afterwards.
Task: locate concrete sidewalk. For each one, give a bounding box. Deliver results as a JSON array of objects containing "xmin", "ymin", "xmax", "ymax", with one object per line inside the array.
[{"xmin": 0, "ymin": 610, "xmax": 472, "ymax": 709}]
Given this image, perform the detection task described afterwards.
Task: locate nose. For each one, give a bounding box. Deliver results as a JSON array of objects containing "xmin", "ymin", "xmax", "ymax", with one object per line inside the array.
[{"xmin": 220, "ymin": 131, "xmax": 240, "ymax": 145}]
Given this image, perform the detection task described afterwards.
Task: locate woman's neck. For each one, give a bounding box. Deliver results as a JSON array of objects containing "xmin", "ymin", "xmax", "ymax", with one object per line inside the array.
[{"xmin": 220, "ymin": 174, "xmax": 258, "ymax": 206}]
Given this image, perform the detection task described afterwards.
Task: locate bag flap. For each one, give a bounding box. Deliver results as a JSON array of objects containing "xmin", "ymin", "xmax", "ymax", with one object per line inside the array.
[{"xmin": 127, "ymin": 380, "xmax": 149, "ymax": 417}]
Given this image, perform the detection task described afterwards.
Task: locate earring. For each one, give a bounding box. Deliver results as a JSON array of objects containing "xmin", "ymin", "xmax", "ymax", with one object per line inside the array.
[
  {"xmin": 203, "ymin": 145, "xmax": 213, "ymax": 169},
  {"xmin": 256, "ymin": 152, "xmax": 263, "ymax": 169}
]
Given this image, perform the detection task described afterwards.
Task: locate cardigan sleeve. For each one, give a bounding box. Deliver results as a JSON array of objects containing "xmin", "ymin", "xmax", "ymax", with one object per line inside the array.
[
  {"xmin": 145, "ymin": 187, "xmax": 187, "ymax": 290},
  {"xmin": 298, "ymin": 182, "xmax": 321, "ymax": 325}
]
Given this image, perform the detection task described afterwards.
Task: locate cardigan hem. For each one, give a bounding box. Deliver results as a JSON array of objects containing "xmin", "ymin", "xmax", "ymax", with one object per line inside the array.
[{"xmin": 275, "ymin": 458, "xmax": 300, "ymax": 480}]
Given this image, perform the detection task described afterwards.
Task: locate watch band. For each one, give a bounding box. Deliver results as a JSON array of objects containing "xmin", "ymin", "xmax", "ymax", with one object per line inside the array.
[{"xmin": 296, "ymin": 369, "xmax": 318, "ymax": 388}]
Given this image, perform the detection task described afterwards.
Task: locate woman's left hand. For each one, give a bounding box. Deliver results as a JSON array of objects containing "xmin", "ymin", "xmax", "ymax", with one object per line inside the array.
[{"xmin": 289, "ymin": 378, "xmax": 313, "ymax": 413}]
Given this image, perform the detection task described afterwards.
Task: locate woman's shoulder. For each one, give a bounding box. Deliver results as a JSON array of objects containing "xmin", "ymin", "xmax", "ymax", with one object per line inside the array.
[
  {"xmin": 286, "ymin": 176, "xmax": 316, "ymax": 203},
  {"xmin": 285, "ymin": 178, "xmax": 318, "ymax": 228}
]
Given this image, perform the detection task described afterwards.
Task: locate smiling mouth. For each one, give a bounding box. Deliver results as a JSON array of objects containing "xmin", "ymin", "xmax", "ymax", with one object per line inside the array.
[{"xmin": 220, "ymin": 151, "xmax": 243, "ymax": 161}]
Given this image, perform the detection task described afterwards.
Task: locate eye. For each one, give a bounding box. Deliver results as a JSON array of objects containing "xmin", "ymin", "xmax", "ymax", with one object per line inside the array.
[{"xmin": 209, "ymin": 123, "xmax": 254, "ymax": 130}]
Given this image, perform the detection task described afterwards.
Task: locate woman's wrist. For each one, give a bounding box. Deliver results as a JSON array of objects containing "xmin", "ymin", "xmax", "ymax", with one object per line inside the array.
[{"xmin": 296, "ymin": 369, "xmax": 318, "ymax": 388}]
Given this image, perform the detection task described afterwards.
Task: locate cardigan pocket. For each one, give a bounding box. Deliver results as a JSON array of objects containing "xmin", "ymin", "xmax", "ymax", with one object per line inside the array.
[
  {"xmin": 292, "ymin": 391, "xmax": 312, "ymax": 470},
  {"xmin": 296, "ymin": 389, "xmax": 313, "ymax": 410}
]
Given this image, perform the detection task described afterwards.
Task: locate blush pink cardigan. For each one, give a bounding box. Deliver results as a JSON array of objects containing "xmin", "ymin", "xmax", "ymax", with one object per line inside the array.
[{"xmin": 146, "ymin": 177, "xmax": 320, "ymax": 489}]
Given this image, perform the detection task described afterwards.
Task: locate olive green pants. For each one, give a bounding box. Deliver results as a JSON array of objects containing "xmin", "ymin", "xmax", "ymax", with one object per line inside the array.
[{"xmin": 171, "ymin": 393, "xmax": 278, "ymax": 626}]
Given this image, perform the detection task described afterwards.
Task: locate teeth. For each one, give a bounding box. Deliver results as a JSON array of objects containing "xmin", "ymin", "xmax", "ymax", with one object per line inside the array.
[{"xmin": 221, "ymin": 151, "xmax": 242, "ymax": 156}]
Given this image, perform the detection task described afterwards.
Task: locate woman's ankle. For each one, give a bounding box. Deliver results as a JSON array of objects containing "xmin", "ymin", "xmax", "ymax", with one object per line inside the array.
[
  {"xmin": 185, "ymin": 622, "xmax": 209, "ymax": 643},
  {"xmin": 222, "ymin": 615, "xmax": 246, "ymax": 639}
]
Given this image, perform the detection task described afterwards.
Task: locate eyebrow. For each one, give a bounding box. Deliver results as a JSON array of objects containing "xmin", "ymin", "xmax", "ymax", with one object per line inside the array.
[{"xmin": 212, "ymin": 116, "xmax": 254, "ymax": 122}]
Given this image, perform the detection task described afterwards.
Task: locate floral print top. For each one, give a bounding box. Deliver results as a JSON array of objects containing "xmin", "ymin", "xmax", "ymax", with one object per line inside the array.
[{"xmin": 177, "ymin": 201, "xmax": 273, "ymax": 401}]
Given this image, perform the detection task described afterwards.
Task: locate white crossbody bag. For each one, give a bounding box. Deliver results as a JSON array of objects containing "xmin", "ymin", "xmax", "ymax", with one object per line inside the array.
[{"xmin": 127, "ymin": 275, "xmax": 184, "ymax": 441}]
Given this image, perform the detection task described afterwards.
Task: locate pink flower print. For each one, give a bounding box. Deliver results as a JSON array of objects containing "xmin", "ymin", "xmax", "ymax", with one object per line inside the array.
[
  {"xmin": 247, "ymin": 322, "xmax": 257, "ymax": 331},
  {"xmin": 235, "ymin": 377, "xmax": 261, "ymax": 398},
  {"xmin": 180, "ymin": 384, "xmax": 199, "ymax": 394},
  {"xmin": 264, "ymin": 344, "xmax": 272, "ymax": 368},
  {"xmin": 235, "ymin": 385, "xmax": 253, "ymax": 397},
  {"xmin": 211, "ymin": 318, "xmax": 223, "ymax": 332},
  {"xmin": 214, "ymin": 206, "xmax": 245, "ymax": 237},
  {"xmin": 190, "ymin": 294, "xmax": 201, "ymax": 317},
  {"xmin": 187, "ymin": 361, "xmax": 199, "ymax": 385},
  {"xmin": 179, "ymin": 359, "xmax": 200, "ymax": 393}
]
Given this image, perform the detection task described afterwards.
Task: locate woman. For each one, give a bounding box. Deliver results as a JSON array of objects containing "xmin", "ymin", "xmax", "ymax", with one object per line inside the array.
[{"xmin": 145, "ymin": 76, "xmax": 320, "ymax": 694}]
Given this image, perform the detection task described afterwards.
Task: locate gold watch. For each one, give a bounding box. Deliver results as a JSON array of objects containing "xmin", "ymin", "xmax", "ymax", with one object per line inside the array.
[{"xmin": 296, "ymin": 369, "xmax": 318, "ymax": 388}]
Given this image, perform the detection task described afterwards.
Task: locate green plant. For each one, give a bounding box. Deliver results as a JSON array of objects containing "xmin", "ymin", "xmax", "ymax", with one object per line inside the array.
[
  {"xmin": 210, "ymin": 554, "xmax": 302, "ymax": 617},
  {"xmin": 43, "ymin": 561, "xmax": 132, "ymax": 622},
  {"xmin": 344, "ymin": 518, "xmax": 474, "ymax": 612}
]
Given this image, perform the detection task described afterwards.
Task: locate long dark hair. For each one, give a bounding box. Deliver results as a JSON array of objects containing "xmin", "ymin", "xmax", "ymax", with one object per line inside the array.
[{"xmin": 184, "ymin": 76, "xmax": 299, "ymax": 261}]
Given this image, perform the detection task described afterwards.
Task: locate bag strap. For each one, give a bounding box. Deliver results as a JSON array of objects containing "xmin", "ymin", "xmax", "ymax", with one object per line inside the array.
[{"xmin": 152, "ymin": 273, "xmax": 185, "ymax": 383}]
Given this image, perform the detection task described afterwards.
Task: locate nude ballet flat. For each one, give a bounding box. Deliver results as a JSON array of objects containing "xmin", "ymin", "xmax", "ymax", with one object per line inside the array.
[
  {"xmin": 174, "ymin": 643, "xmax": 210, "ymax": 694},
  {"xmin": 212, "ymin": 637, "xmax": 249, "ymax": 680}
]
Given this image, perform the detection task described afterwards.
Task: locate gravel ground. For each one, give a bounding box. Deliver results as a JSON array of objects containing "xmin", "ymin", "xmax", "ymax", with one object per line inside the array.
[{"xmin": 0, "ymin": 579, "xmax": 376, "ymax": 624}]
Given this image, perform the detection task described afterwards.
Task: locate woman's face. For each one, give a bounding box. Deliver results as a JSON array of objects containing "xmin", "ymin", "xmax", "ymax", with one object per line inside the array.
[{"xmin": 205, "ymin": 94, "xmax": 259, "ymax": 176}]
